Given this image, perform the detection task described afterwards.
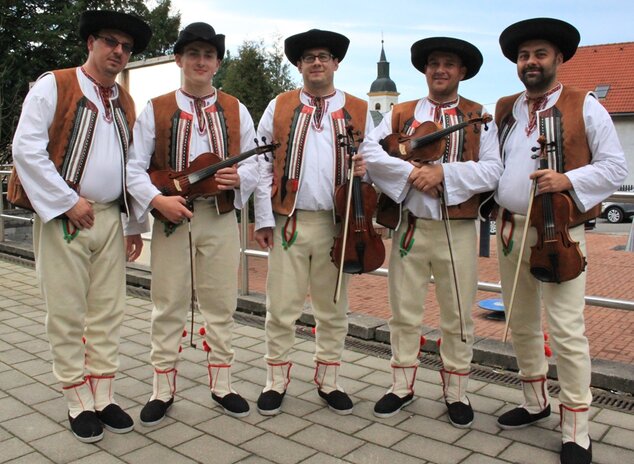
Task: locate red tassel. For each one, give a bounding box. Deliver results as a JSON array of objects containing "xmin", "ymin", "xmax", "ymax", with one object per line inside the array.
[
  {"xmin": 199, "ymin": 327, "xmax": 206, "ymax": 336},
  {"xmin": 420, "ymin": 336, "xmax": 426, "ymax": 347},
  {"xmin": 437, "ymin": 338, "xmax": 442, "ymax": 347},
  {"xmin": 182, "ymin": 330, "xmax": 187, "ymax": 338},
  {"xmin": 311, "ymin": 327, "xmax": 316, "ymax": 335},
  {"xmin": 178, "ymin": 345, "xmax": 183, "ymax": 353},
  {"xmin": 544, "ymin": 344, "xmax": 552, "ymax": 357},
  {"xmin": 82, "ymin": 336, "xmax": 86, "ymax": 344},
  {"xmin": 543, "ymin": 332, "xmax": 549, "ymax": 341},
  {"xmin": 202, "ymin": 340, "xmax": 211, "ymax": 352}
]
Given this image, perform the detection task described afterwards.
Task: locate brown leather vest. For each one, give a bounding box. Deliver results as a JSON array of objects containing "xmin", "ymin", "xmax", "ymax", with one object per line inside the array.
[
  {"xmin": 270, "ymin": 89, "xmax": 368, "ymax": 215},
  {"xmin": 8, "ymin": 67, "xmax": 135, "ymax": 212},
  {"xmin": 376, "ymin": 96, "xmax": 486, "ymax": 228},
  {"xmin": 150, "ymin": 90, "xmax": 241, "ymax": 213},
  {"xmin": 495, "ymin": 86, "xmax": 601, "ymax": 225}
]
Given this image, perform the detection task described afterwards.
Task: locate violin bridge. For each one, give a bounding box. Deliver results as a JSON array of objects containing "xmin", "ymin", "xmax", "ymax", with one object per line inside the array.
[
  {"xmin": 399, "ymin": 144, "xmax": 407, "ymax": 156},
  {"xmin": 173, "ymin": 179, "xmax": 183, "ymax": 192}
]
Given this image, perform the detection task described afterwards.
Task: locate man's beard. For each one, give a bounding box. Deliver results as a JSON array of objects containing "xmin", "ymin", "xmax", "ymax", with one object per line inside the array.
[{"xmin": 520, "ymin": 66, "xmax": 556, "ymax": 94}]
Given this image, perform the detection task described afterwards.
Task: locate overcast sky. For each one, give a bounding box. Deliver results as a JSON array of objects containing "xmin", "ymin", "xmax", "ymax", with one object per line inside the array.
[{"xmin": 166, "ymin": 0, "xmax": 633, "ymax": 110}]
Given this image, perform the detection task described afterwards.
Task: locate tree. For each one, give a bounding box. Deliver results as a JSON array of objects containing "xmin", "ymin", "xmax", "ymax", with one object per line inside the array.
[
  {"xmin": 215, "ymin": 38, "xmax": 298, "ymax": 125},
  {"xmin": 0, "ymin": 0, "xmax": 180, "ymax": 152}
]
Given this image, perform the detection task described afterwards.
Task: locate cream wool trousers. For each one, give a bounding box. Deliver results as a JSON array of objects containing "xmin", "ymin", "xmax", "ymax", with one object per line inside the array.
[
  {"xmin": 264, "ymin": 210, "xmax": 349, "ymax": 364},
  {"xmin": 388, "ymin": 216, "xmax": 477, "ymax": 373},
  {"xmin": 149, "ymin": 200, "xmax": 240, "ymax": 369},
  {"xmin": 34, "ymin": 202, "xmax": 125, "ymax": 386},
  {"xmin": 496, "ymin": 212, "xmax": 592, "ymax": 410}
]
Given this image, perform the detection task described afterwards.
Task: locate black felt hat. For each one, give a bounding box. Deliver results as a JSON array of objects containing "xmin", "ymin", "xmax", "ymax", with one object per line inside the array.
[
  {"xmin": 499, "ymin": 17, "xmax": 580, "ymax": 63},
  {"xmin": 410, "ymin": 37, "xmax": 483, "ymax": 80},
  {"xmin": 173, "ymin": 22, "xmax": 226, "ymax": 59},
  {"xmin": 79, "ymin": 10, "xmax": 152, "ymax": 54},
  {"xmin": 284, "ymin": 29, "xmax": 350, "ymax": 64}
]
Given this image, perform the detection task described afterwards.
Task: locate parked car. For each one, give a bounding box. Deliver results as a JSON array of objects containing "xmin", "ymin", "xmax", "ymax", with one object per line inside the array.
[{"xmin": 600, "ymin": 201, "xmax": 634, "ymax": 223}]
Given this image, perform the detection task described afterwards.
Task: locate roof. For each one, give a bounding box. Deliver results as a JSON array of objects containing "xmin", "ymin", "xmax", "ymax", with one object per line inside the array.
[{"xmin": 558, "ymin": 42, "xmax": 634, "ymax": 114}]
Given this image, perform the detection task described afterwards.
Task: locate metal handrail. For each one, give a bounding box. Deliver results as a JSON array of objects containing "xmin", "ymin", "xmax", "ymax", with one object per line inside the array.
[
  {"xmin": 2, "ymin": 169, "xmax": 634, "ymax": 311},
  {"xmin": 238, "ymin": 200, "xmax": 634, "ymax": 312}
]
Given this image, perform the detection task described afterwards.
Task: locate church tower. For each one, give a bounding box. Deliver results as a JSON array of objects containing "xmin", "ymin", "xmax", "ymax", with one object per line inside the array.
[{"xmin": 368, "ymin": 40, "xmax": 399, "ymax": 117}]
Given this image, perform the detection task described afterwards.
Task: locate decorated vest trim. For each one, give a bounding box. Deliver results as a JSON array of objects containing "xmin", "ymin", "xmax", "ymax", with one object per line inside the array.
[
  {"xmin": 271, "ymin": 89, "xmax": 368, "ymax": 216},
  {"xmin": 495, "ymin": 87, "xmax": 600, "ymax": 225},
  {"xmin": 376, "ymin": 97, "xmax": 484, "ymax": 229}
]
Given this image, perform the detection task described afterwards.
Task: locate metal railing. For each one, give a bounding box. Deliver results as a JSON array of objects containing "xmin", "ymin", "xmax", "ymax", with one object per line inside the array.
[{"xmin": 2, "ymin": 167, "xmax": 634, "ymax": 311}]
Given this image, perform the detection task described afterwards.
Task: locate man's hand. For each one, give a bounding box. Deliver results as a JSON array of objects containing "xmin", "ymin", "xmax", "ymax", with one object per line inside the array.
[
  {"xmin": 65, "ymin": 197, "xmax": 95, "ymax": 229},
  {"xmin": 255, "ymin": 227, "xmax": 274, "ymax": 249},
  {"xmin": 151, "ymin": 195, "xmax": 193, "ymax": 223},
  {"xmin": 530, "ymin": 169, "xmax": 573, "ymax": 194},
  {"xmin": 351, "ymin": 153, "xmax": 366, "ymax": 177},
  {"xmin": 215, "ymin": 165, "xmax": 240, "ymax": 190},
  {"xmin": 125, "ymin": 234, "xmax": 143, "ymax": 262},
  {"xmin": 408, "ymin": 164, "xmax": 444, "ymax": 196}
]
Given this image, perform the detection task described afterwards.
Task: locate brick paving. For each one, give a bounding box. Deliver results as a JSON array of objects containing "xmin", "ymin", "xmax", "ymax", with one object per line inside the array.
[
  {"xmin": 1, "ymin": 257, "xmax": 634, "ymax": 463},
  {"xmin": 243, "ymin": 231, "xmax": 634, "ymax": 364}
]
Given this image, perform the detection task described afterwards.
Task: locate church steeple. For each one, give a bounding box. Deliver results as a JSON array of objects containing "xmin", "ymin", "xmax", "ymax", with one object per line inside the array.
[{"xmin": 368, "ymin": 39, "xmax": 399, "ymax": 115}]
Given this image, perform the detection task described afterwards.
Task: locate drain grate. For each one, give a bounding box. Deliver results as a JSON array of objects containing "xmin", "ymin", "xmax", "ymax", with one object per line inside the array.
[{"xmin": 236, "ymin": 313, "xmax": 634, "ymax": 413}]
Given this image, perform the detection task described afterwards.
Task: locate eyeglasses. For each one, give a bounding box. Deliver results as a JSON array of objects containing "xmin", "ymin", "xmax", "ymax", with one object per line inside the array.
[
  {"xmin": 301, "ymin": 53, "xmax": 334, "ymax": 64},
  {"xmin": 94, "ymin": 34, "xmax": 134, "ymax": 54}
]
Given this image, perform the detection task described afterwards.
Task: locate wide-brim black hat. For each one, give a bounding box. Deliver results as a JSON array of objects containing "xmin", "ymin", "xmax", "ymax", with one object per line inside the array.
[
  {"xmin": 284, "ymin": 29, "xmax": 350, "ymax": 64},
  {"xmin": 410, "ymin": 37, "xmax": 483, "ymax": 80},
  {"xmin": 173, "ymin": 22, "xmax": 226, "ymax": 59},
  {"xmin": 499, "ymin": 18, "xmax": 580, "ymax": 63},
  {"xmin": 79, "ymin": 10, "xmax": 152, "ymax": 55}
]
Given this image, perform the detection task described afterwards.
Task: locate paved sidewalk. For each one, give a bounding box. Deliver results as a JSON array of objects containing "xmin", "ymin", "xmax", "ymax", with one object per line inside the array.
[{"xmin": 1, "ymin": 258, "xmax": 634, "ymax": 463}]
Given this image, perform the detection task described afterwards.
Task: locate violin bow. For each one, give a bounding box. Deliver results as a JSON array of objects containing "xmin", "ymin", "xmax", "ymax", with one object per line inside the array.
[
  {"xmin": 440, "ymin": 193, "xmax": 467, "ymax": 343},
  {"xmin": 502, "ymin": 179, "xmax": 537, "ymax": 343},
  {"xmin": 333, "ymin": 129, "xmax": 358, "ymax": 304},
  {"xmin": 187, "ymin": 214, "xmax": 200, "ymax": 348}
]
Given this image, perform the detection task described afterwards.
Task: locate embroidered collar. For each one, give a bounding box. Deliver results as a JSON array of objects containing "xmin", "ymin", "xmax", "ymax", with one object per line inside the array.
[
  {"xmin": 524, "ymin": 83, "xmax": 562, "ymax": 136},
  {"xmin": 80, "ymin": 66, "xmax": 115, "ymax": 123},
  {"xmin": 302, "ymin": 90, "xmax": 336, "ymax": 130},
  {"xmin": 180, "ymin": 89, "xmax": 216, "ymax": 135},
  {"xmin": 427, "ymin": 97, "xmax": 459, "ymax": 123}
]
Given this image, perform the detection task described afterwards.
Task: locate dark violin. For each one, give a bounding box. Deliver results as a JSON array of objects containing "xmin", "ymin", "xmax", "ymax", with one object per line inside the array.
[
  {"xmin": 380, "ymin": 114, "xmax": 492, "ymax": 164},
  {"xmin": 529, "ymin": 136, "xmax": 586, "ymax": 283},
  {"xmin": 149, "ymin": 142, "xmax": 278, "ymax": 222},
  {"xmin": 331, "ymin": 127, "xmax": 386, "ymax": 277}
]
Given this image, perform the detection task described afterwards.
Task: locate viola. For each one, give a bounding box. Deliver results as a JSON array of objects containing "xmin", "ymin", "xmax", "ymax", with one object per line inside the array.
[
  {"xmin": 149, "ymin": 142, "xmax": 278, "ymax": 222},
  {"xmin": 529, "ymin": 136, "xmax": 586, "ymax": 283},
  {"xmin": 380, "ymin": 114, "xmax": 491, "ymax": 164},
  {"xmin": 331, "ymin": 127, "xmax": 386, "ymax": 302}
]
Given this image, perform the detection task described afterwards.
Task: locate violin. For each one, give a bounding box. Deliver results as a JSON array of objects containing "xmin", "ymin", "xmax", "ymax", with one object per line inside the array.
[
  {"xmin": 149, "ymin": 142, "xmax": 278, "ymax": 222},
  {"xmin": 331, "ymin": 127, "xmax": 386, "ymax": 302},
  {"xmin": 529, "ymin": 136, "xmax": 586, "ymax": 283},
  {"xmin": 380, "ymin": 114, "xmax": 492, "ymax": 164}
]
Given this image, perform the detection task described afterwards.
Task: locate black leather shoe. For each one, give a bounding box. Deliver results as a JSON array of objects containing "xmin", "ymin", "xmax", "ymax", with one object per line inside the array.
[
  {"xmin": 561, "ymin": 440, "xmax": 592, "ymax": 464},
  {"xmin": 96, "ymin": 403, "xmax": 134, "ymax": 433},
  {"xmin": 318, "ymin": 389, "xmax": 353, "ymax": 415},
  {"xmin": 446, "ymin": 400, "xmax": 474, "ymax": 428},
  {"xmin": 212, "ymin": 392, "xmax": 250, "ymax": 418},
  {"xmin": 68, "ymin": 411, "xmax": 104, "ymax": 443},
  {"xmin": 139, "ymin": 397, "xmax": 174, "ymax": 427},
  {"xmin": 374, "ymin": 392, "xmax": 414, "ymax": 418},
  {"xmin": 498, "ymin": 404, "xmax": 551, "ymax": 429},
  {"xmin": 257, "ymin": 390, "xmax": 285, "ymax": 416}
]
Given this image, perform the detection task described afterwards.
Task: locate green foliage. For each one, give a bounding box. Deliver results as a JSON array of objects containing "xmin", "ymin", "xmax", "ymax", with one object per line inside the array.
[
  {"xmin": 215, "ymin": 37, "xmax": 298, "ymax": 125},
  {"xmin": 0, "ymin": 0, "xmax": 180, "ymax": 152}
]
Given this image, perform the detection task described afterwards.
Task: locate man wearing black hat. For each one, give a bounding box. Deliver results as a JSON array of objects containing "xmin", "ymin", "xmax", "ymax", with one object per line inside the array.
[
  {"xmin": 360, "ymin": 37, "xmax": 502, "ymax": 427},
  {"xmin": 10, "ymin": 10, "xmax": 151, "ymax": 443},
  {"xmin": 495, "ymin": 18, "xmax": 627, "ymax": 464},
  {"xmin": 126, "ymin": 22, "xmax": 260, "ymax": 424},
  {"xmin": 253, "ymin": 29, "xmax": 372, "ymax": 416}
]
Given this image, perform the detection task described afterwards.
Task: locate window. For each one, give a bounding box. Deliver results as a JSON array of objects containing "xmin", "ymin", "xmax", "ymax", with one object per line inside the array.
[{"xmin": 594, "ymin": 84, "xmax": 610, "ymax": 99}]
